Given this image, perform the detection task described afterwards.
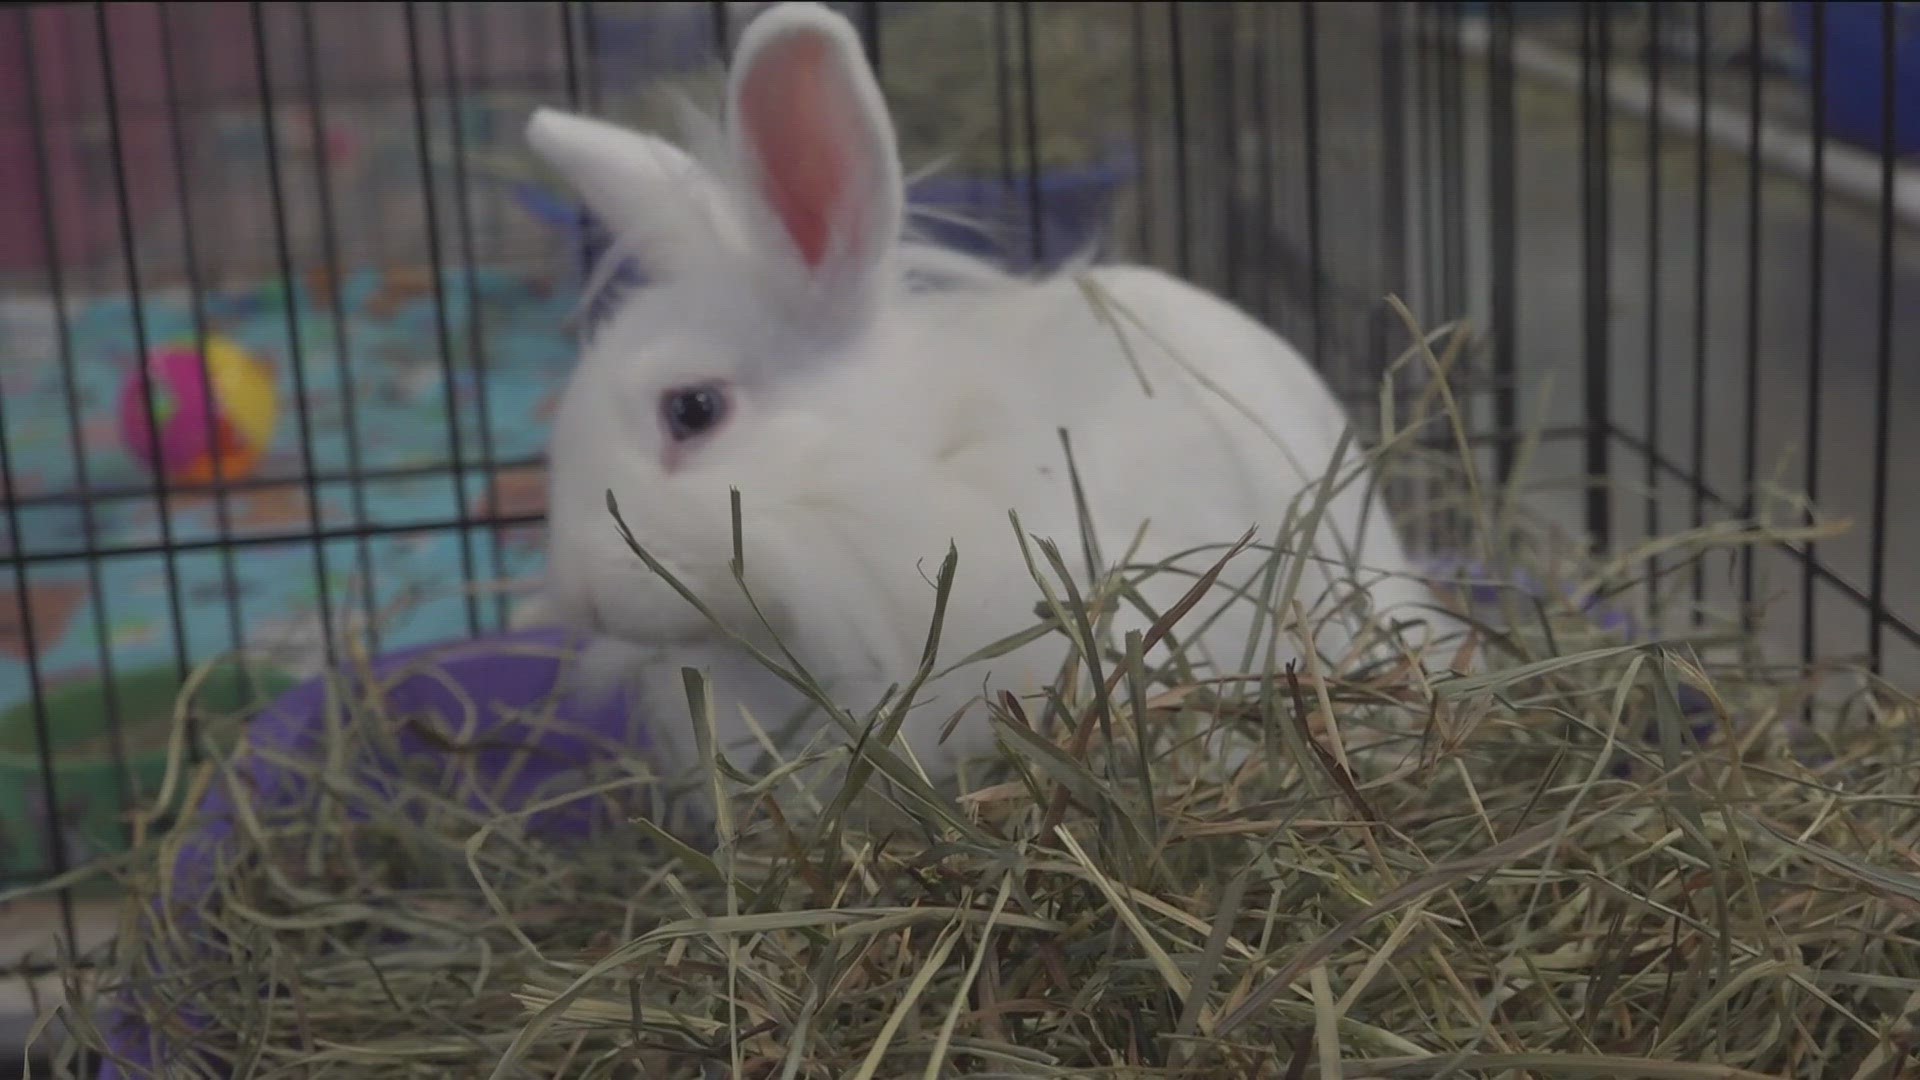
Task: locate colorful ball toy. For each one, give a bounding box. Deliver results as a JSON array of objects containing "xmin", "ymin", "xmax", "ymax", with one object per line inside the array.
[{"xmin": 118, "ymin": 336, "xmax": 278, "ymax": 484}]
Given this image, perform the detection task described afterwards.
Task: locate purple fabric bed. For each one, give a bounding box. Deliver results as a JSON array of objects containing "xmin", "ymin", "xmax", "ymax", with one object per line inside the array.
[{"xmin": 93, "ymin": 626, "xmax": 652, "ymax": 1079}]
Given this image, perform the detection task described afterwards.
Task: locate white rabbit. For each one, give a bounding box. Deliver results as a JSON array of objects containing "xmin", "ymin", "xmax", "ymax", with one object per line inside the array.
[{"xmin": 526, "ymin": 1, "xmax": 1458, "ymax": 800}]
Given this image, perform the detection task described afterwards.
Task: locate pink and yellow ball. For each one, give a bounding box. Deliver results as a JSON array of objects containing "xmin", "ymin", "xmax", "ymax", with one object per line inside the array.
[{"xmin": 118, "ymin": 337, "xmax": 278, "ymax": 485}]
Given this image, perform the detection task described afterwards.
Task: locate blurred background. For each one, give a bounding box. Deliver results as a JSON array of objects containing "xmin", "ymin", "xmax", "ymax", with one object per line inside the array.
[{"xmin": 0, "ymin": 0, "xmax": 1916, "ymax": 1054}]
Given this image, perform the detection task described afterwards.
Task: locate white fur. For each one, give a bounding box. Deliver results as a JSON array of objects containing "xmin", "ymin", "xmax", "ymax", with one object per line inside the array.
[{"xmin": 528, "ymin": 2, "xmax": 1458, "ymax": 796}]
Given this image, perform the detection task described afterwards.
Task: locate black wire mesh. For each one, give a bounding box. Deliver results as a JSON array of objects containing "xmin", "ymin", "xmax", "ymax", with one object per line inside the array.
[{"xmin": 0, "ymin": 0, "xmax": 1915, "ymax": 1053}]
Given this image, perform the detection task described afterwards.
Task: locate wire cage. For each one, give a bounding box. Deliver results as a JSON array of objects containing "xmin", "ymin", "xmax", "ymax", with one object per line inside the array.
[{"xmin": 0, "ymin": 0, "xmax": 1915, "ymax": 1065}]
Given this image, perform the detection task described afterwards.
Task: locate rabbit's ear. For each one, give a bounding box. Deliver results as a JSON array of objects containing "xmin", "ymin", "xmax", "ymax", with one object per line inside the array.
[
  {"xmin": 726, "ymin": 2, "xmax": 902, "ymax": 333},
  {"xmin": 526, "ymin": 108, "xmax": 720, "ymax": 283}
]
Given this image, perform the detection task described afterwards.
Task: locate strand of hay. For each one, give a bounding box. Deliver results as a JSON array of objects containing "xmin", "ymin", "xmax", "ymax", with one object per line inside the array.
[{"xmin": 19, "ymin": 315, "xmax": 1919, "ymax": 1079}]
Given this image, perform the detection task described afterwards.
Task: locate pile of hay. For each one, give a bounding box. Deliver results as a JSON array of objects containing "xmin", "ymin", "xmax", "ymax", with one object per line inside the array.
[{"xmin": 24, "ymin": 320, "xmax": 1920, "ymax": 1079}]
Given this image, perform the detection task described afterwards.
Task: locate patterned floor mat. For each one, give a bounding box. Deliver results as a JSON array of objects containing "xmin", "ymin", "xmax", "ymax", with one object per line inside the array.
[{"xmin": 0, "ymin": 265, "xmax": 574, "ymax": 715}]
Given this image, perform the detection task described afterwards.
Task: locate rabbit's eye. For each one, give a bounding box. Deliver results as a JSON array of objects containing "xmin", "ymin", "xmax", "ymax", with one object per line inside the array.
[{"xmin": 661, "ymin": 383, "xmax": 730, "ymax": 442}]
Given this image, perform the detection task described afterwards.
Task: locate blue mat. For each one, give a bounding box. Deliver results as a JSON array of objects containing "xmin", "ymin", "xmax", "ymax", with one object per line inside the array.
[{"xmin": 0, "ymin": 266, "xmax": 577, "ymax": 714}]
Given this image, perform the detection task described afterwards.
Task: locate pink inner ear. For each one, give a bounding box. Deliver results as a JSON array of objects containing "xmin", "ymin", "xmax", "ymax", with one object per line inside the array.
[{"xmin": 738, "ymin": 32, "xmax": 861, "ymax": 269}]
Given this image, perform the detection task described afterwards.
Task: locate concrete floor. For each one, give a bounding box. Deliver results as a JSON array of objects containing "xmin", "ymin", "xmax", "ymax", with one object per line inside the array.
[
  {"xmin": 1112, "ymin": 5, "xmax": 1920, "ymax": 689},
  {"xmin": 1462, "ymin": 39, "xmax": 1920, "ymax": 688}
]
